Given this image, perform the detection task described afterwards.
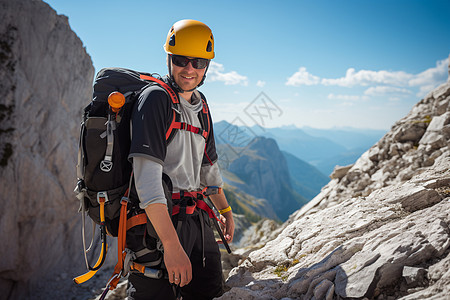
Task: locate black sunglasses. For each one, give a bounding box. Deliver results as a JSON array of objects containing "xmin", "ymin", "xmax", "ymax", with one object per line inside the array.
[{"xmin": 171, "ymin": 55, "xmax": 209, "ymax": 69}]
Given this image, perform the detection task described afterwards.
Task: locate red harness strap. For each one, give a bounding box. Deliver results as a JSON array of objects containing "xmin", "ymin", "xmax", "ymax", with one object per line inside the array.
[
  {"xmin": 172, "ymin": 191, "xmax": 202, "ymax": 200},
  {"xmin": 171, "ymin": 122, "xmax": 208, "ymax": 139},
  {"xmin": 171, "ymin": 192, "xmax": 220, "ymax": 223},
  {"xmin": 196, "ymin": 199, "xmax": 217, "ymax": 220},
  {"xmin": 172, "ymin": 202, "xmax": 197, "ymax": 216}
]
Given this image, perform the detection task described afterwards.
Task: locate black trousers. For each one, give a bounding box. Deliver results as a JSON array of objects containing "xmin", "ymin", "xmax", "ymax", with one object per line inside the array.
[{"xmin": 127, "ymin": 210, "xmax": 224, "ymax": 300}]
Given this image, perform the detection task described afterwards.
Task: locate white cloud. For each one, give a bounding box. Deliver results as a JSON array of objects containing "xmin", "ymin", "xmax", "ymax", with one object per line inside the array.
[
  {"xmin": 388, "ymin": 97, "xmax": 402, "ymax": 102},
  {"xmin": 207, "ymin": 62, "xmax": 248, "ymax": 86},
  {"xmin": 409, "ymin": 58, "xmax": 448, "ymax": 87},
  {"xmin": 286, "ymin": 67, "xmax": 320, "ymax": 86},
  {"xmin": 286, "ymin": 57, "xmax": 449, "ymax": 99},
  {"xmin": 364, "ymin": 86, "xmax": 413, "ymax": 96},
  {"xmin": 321, "ymin": 68, "xmax": 413, "ymax": 87},
  {"xmin": 256, "ymin": 80, "xmax": 266, "ymax": 87},
  {"xmin": 408, "ymin": 58, "xmax": 448, "ymax": 96},
  {"xmin": 328, "ymin": 93, "xmax": 369, "ymax": 101}
]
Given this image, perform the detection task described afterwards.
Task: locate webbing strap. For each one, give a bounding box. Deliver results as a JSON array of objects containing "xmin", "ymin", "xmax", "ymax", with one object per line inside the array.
[
  {"xmin": 101, "ymin": 116, "xmax": 115, "ymax": 173},
  {"xmin": 171, "ymin": 195, "xmax": 219, "ymax": 223},
  {"xmin": 107, "ymin": 198, "xmax": 128, "ymax": 290},
  {"xmin": 171, "ymin": 122, "xmax": 208, "ymax": 139},
  {"xmin": 172, "ymin": 202, "xmax": 197, "ymax": 216},
  {"xmin": 196, "ymin": 199, "xmax": 218, "ymax": 221},
  {"xmin": 172, "ymin": 191, "xmax": 203, "ymax": 200},
  {"xmin": 126, "ymin": 213, "xmax": 147, "ymax": 231}
]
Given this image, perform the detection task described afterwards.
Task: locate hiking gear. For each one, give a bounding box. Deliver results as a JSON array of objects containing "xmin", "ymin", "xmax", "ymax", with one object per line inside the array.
[
  {"xmin": 73, "ymin": 66, "xmax": 227, "ymax": 300},
  {"xmin": 73, "ymin": 69, "xmax": 177, "ymax": 284},
  {"xmin": 219, "ymin": 206, "xmax": 232, "ymax": 214},
  {"xmin": 74, "ymin": 69, "xmax": 180, "ymax": 235},
  {"xmin": 164, "ymin": 19, "xmax": 215, "ymax": 60},
  {"xmin": 74, "ymin": 67, "xmax": 217, "ymax": 295},
  {"xmin": 171, "ymin": 54, "xmax": 209, "ymax": 69},
  {"xmin": 171, "ymin": 188, "xmax": 232, "ymax": 255},
  {"xmin": 74, "ymin": 68, "xmax": 210, "ymax": 234}
]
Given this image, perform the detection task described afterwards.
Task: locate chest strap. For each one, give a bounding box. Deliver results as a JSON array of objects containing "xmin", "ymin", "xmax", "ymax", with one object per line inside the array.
[{"xmin": 171, "ymin": 122, "xmax": 208, "ymax": 139}]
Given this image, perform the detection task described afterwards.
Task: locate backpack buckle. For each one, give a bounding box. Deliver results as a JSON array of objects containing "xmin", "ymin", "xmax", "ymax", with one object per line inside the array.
[
  {"xmin": 100, "ymin": 158, "xmax": 113, "ymax": 172},
  {"xmin": 97, "ymin": 191, "xmax": 109, "ymax": 204},
  {"xmin": 121, "ymin": 196, "xmax": 129, "ymax": 205},
  {"xmin": 202, "ymin": 186, "xmax": 221, "ymax": 196}
]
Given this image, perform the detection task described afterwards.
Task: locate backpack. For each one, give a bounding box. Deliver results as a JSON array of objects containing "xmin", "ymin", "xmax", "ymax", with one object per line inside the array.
[{"xmin": 73, "ymin": 67, "xmax": 212, "ymax": 289}]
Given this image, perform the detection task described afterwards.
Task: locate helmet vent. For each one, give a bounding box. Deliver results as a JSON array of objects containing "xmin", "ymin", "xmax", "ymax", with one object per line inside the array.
[
  {"xmin": 206, "ymin": 40, "xmax": 212, "ymax": 52},
  {"xmin": 169, "ymin": 34, "xmax": 176, "ymax": 46}
]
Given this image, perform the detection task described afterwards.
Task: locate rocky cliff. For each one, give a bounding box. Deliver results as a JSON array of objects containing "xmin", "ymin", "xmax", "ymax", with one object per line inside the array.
[
  {"xmin": 220, "ymin": 59, "xmax": 450, "ymax": 299},
  {"xmin": 0, "ymin": 0, "xmax": 95, "ymax": 298}
]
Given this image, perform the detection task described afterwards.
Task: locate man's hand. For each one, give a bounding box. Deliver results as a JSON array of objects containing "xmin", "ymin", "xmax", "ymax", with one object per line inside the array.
[
  {"xmin": 163, "ymin": 240, "xmax": 192, "ymax": 286},
  {"xmin": 209, "ymin": 193, "xmax": 235, "ymax": 243},
  {"xmin": 220, "ymin": 210, "xmax": 235, "ymax": 243}
]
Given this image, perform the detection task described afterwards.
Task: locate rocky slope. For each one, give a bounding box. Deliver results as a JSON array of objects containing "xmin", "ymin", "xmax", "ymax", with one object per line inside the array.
[
  {"xmin": 0, "ymin": 0, "xmax": 96, "ymax": 299},
  {"xmin": 220, "ymin": 59, "xmax": 450, "ymax": 299}
]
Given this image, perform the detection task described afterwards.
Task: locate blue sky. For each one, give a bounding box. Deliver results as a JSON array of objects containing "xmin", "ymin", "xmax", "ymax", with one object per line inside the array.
[{"xmin": 44, "ymin": 0, "xmax": 450, "ymax": 130}]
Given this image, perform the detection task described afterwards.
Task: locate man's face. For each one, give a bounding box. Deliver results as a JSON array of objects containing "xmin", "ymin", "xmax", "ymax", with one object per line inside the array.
[{"xmin": 170, "ymin": 56, "xmax": 207, "ymax": 92}]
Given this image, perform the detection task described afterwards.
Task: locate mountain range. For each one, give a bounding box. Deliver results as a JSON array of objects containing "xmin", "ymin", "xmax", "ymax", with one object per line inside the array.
[{"xmin": 214, "ymin": 120, "xmax": 386, "ymax": 176}]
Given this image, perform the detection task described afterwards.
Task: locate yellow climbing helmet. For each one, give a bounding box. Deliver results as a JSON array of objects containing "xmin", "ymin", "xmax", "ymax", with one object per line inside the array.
[{"xmin": 164, "ymin": 19, "xmax": 215, "ymax": 60}]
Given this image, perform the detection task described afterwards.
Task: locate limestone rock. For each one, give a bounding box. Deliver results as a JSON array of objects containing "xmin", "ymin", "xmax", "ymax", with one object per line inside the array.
[
  {"xmin": 0, "ymin": 0, "xmax": 95, "ymax": 298},
  {"xmin": 220, "ymin": 63, "xmax": 450, "ymax": 299},
  {"xmin": 402, "ymin": 266, "xmax": 427, "ymax": 286},
  {"xmin": 329, "ymin": 164, "xmax": 353, "ymax": 180}
]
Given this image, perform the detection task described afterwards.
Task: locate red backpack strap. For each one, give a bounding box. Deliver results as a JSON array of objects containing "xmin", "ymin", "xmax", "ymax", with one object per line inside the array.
[
  {"xmin": 139, "ymin": 74, "xmax": 211, "ymax": 142},
  {"xmin": 201, "ymin": 98, "xmax": 210, "ymax": 138},
  {"xmin": 171, "ymin": 122, "xmax": 208, "ymax": 139},
  {"xmin": 139, "ymin": 74, "xmax": 179, "ymax": 104},
  {"xmin": 139, "ymin": 74, "xmax": 180, "ymax": 142}
]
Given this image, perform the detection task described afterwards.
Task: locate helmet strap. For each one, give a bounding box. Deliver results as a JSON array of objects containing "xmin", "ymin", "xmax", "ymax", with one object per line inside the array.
[{"xmin": 197, "ymin": 63, "xmax": 209, "ymax": 88}]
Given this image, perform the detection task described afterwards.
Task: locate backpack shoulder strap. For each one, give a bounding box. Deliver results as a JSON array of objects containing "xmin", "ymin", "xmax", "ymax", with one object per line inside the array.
[
  {"xmin": 139, "ymin": 74, "xmax": 179, "ymax": 105},
  {"xmin": 197, "ymin": 96, "xmax": 211, "ymax": 140},
  {"xmin": 138, "ymin": 74, "xmax": 181, "ymax": 143},
  {"xmin": 138, "ymin": 74, "xmax": 210, "ymax": 142}
]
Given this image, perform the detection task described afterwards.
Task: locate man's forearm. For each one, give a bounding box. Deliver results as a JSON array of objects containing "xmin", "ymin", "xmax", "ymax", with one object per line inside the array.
[
  {"xmin": 144, "ymin": 203, "xmax": 181, "ymax": 247},
  {"xmin": 145, "ymin": 203, "xmax": 192, "ymax": 286},
  {"xmin": 209, "ymin": 192, "xmax": 230, "ymax": 211}
]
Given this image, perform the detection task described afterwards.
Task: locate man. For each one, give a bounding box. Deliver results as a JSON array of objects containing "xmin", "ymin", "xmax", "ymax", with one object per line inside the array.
[{"xmin": 127, "ymin": 19, "xmax": 235, "ymax": 300}]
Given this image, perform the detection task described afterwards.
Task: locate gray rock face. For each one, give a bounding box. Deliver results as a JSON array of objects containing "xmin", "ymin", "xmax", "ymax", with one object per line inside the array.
[
  {"xmin": 229, "ymin": 137, "xmax": 307, "ymax": 221},
  {"xmin": 221, "ymin": 62, "xmax": 450, "ymax": 299},
  {"xmin": 0, "ymin": 0, "xmax": 94, "ymax": 298}
]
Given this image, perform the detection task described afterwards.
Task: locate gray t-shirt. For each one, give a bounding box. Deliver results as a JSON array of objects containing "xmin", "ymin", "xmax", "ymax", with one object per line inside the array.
[{"xmin": 129, "ymin": 84, "xmax": 222, "ymax": 208}]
